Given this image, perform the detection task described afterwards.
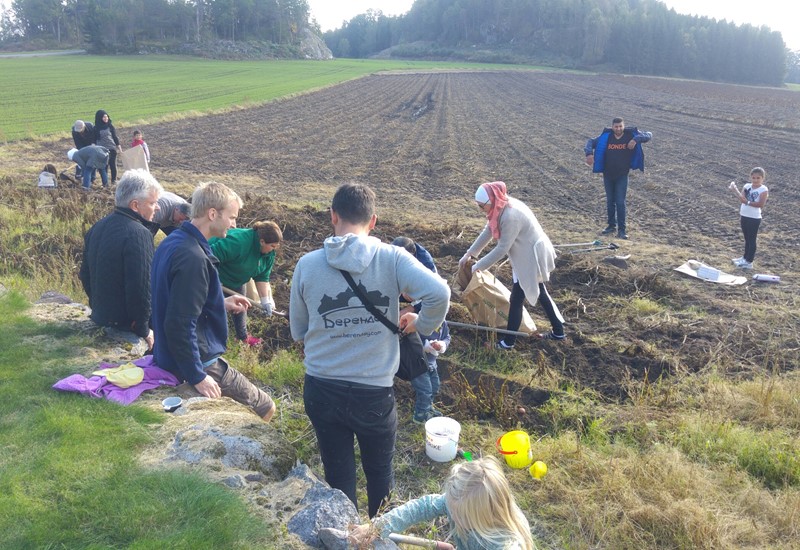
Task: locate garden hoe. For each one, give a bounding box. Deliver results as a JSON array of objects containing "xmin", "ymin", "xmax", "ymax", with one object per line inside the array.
[
  {"xmin": 221, "ymin": 286, "xmax": 287, "ymax": 317},
  {"xmin": 446, "ymin": 320, "xmax": 531, "ymax": 338},
  {"xmin": 553, "ymin": 239, "xmax": 603, "ymax": 248},
  {"xmin": 562, "ymin": 242, "xmax": 620, "ymax": 254}
]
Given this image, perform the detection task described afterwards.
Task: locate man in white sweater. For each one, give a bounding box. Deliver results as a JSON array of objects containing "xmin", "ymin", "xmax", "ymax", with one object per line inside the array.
[{"xmin": 290, "ymin": 182, "xmax": 450, "ymax": 518}]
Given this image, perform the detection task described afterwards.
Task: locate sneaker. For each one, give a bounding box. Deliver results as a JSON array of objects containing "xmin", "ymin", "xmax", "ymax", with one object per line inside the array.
[
  {"xmin": 617, "ymin": 231, "xmax": 628, "ymax": 240},
  {"xmin": 731, "ymin": 257, "xmax": 746, "ymax": 266},
  {"xmin": 537, "ymin": 331, "xmax": 566, "ymax": 341},
  {"xmin": 739, "ymin": 261, "xmax": 753, "ymax": 270},
  {"xmin": 243, "ymin": 335, "xmax": 263, "ymax": 346},
  {"xmin": 496, "ymin": 341, "xmax": 514, "ymax": 350},
  {"xmin": 413, "ymin": 409, "xmax": 442, "ymax": 424},
  {"xmin": 601, "ymin": 225, "xmax": 616, "ymax": 235}
]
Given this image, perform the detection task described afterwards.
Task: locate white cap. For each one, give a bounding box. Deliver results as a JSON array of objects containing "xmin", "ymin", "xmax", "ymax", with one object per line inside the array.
[
  {"xmin": 67, "ymin": 148, "xmax": 78, "ymax": 160},
  {"xmin": 475, "ymin": 185, "xmax": 490, "ymax": 205}
]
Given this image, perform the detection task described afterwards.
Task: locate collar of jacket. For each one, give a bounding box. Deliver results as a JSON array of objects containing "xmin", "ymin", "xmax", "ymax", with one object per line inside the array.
[
  {"xmin": 177, "ymin": 220, "xmax": 216, "ymax": 260},
  {"xmin": 114, "ymin": 206, "xmax": 159, "ymax": 233}
]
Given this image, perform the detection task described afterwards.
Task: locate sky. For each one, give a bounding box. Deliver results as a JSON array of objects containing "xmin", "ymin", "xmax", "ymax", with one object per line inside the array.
[{"xmin": 306, "ymin": 0, "xmax": 800, "ymax": 51}]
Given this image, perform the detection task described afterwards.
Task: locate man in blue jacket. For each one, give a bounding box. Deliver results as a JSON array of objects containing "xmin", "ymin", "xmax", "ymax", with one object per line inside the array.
[
  {"xmin": 150, "ymin": 181, "xmax": 276, "ymax": 422},
  {"xmin": 585, "ymin": 117, "xmax": 652, "ymax": 240}
]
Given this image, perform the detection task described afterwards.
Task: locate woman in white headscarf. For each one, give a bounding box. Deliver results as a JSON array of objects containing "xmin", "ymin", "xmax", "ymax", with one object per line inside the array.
[{"xmin": 459, "ymin": 181, "xmax": 565, "ymax": 349}]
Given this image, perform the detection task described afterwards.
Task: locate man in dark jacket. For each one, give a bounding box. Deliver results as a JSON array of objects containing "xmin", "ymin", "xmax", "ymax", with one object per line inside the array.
[
  {"xmin": 71, "ymin": 120, "xmax": 95, "ymax": 178},
  {"xmin": 150, "ymin": 182, "xmax": 276, "ymax": 422},
  {"xmin": 584, "ymin": 117, "xmax": 652, "ymax": 240},
  {"xmin": 79, "ymin": 169, "xmax": 163, "ymax": 349}
]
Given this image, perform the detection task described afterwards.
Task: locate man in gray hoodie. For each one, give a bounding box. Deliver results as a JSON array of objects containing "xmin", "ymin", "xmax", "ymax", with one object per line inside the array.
[{"xmin": 290, "ymin": 182, "xmax": 450, "ymax": 518}]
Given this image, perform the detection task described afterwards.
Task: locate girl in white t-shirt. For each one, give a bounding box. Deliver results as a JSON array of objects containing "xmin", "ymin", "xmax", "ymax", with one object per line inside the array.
[{"xmin": 730, "ymin": 167, "xmax": 769, "ymax": 270}]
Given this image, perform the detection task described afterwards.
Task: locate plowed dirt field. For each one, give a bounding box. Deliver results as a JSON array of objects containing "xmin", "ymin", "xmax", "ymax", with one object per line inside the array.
[{"xmin": 29, "ymin": 70, "xmax": 800, "ymax": 405}]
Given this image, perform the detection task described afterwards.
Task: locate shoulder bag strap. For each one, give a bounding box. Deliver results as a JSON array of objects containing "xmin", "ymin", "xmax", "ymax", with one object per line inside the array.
[{"xmin": 339, "ymin": 270, "xmax": 399, "ymax": 334}]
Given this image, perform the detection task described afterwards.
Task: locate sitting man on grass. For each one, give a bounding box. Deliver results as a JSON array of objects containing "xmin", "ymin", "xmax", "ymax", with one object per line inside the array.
[
  {"xmin": 79, "ymin": 169, "xmax": 163, "ymax": 349},
  {"xmin": 150, "ymin": 182, "xmax": 276, "ymax": 422}
]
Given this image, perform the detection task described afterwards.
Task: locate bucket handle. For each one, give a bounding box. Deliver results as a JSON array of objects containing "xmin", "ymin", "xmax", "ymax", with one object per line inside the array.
[{"xmin": 495, "ymin": 436, "xmax": 518, "ymax": 456}]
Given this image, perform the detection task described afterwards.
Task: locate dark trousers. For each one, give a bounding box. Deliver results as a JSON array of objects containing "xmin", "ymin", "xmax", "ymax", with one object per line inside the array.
[
  {"xmin": 303, "ymin": 375, "xmax": 396, "ymax": 518},
  {"xmin": 740, "ymin": 216, "xmax": 761, "ymax": 263},
  {"xmin": 232, "ymin": 284, "xmax": 249, "ymax": 340},
  {"xmin": 603, "ymin": 173, "xmax": 629, "ymax": 231},
  {"xmin": 503, "ymin": 281, "xmax": 564, "ymax": 346},
  {"xmin": 108, "ymin": 149, "xmax": 118, "ymax": 182}
]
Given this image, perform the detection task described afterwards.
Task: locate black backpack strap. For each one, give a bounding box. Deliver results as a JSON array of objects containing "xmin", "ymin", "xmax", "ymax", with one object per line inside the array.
[{"xmin": 339, "ymin": 270, "xmax": 399, "ymax": 334}]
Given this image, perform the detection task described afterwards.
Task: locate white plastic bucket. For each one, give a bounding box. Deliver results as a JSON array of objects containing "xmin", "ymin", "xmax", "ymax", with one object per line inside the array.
[{"xmin": 425, "ymin": 417, "xmax": 461, "ymax": 462}]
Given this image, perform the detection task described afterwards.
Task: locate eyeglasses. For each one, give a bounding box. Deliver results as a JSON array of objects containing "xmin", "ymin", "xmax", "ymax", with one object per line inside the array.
[{"xmin": 477, "ymin": 200, "xmax": 490, "ymax": 209}]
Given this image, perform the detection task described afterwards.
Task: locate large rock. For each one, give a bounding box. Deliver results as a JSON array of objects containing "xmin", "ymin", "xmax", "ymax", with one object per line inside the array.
[
  {"xmin": 299, "ymin": 28, "xmax": 333, "ymax": 60},
  {"xmin": 267, "ymin": 464, "xmax": 360, "ymax": 547},
  {"xmin": 142, "ymin": 397, "xmax": 296, "ymax": 484}
]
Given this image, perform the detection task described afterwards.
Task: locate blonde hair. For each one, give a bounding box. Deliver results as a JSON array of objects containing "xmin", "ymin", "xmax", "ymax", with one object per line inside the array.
[
  {"xmin": 444, "ymin": 456, "xmax": 535, "ymax": 550},
  {"xmin": 190, "ymin": 182, "xmax": 242, "ymax": 219}
]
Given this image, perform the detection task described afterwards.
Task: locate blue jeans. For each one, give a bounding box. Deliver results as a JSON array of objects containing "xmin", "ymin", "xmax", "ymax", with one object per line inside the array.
[
  {"xmin": 411, "ymin": 362, "xmax": 440, "ymax": 415},
  {"xmin": 603, "ymin": 173, "xmax": 629, "ymax": 232},
  {"xmin": 82, "ymin": 167, "xmax": 108, "ymax": 189},
  {"xmin": 303, "ymin": 375, "xmax": 396, "ymax": 518}
]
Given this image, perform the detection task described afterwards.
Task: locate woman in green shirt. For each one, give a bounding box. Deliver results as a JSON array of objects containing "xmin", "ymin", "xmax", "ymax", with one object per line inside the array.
[{"xmin": 209, "ymin": 221, "xmax": 283, "ymax": 346}]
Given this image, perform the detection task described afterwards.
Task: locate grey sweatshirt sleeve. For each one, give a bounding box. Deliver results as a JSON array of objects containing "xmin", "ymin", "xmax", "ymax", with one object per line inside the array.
[
  {"xmin": 289, "ymin": 259, "xmax": 309, "ymax": 342},
  {"xmin": 396, "ymin": 253, "xmax": 450, "ymax": 337}
]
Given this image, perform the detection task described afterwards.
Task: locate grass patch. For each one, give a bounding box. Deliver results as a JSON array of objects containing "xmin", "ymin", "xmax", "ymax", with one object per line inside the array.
[
  {"xmin": 0, "ymin": 56, "xmax": 548, "ymax": 142},
  {"xmin": 0, "ymin": 291, "xmax": 274, "ymax": 548}
]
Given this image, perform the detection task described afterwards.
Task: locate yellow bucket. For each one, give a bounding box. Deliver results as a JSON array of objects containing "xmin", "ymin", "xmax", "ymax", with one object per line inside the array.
[{"xmin": 495, "ymin": 430, "xmax": 533, "ymax": 469}]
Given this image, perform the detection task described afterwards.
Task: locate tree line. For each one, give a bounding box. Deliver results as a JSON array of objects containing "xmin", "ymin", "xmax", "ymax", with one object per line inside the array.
[
  {"xmin": 324, "ymin": 0, "xmax": 794, "ymax": 86},
  {"xmin": 2, "ymin": 0, "xmax": 796, "ymax": 85},
  {"xmin": 1, "ymin": 0, "xmax": 312, "ymax": 52}
]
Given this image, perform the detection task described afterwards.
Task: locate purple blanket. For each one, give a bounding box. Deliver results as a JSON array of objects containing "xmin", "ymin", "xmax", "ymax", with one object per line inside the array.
[{"xmin": 53, "ymin": 355, "xmax": 179, "ymax": 405}]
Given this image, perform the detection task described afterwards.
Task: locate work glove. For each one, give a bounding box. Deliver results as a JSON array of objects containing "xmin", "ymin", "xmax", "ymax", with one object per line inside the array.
[
  {"xmin": 423, "ymin": 340, "xmax": 447, "ymax": 356},
  {"xmin": 423, "ymin": 341, "xmax": 440, "ymax": 356},
  {"xmin": 260, "ymin": 297, "xmax": 273, "ymax": 317}
]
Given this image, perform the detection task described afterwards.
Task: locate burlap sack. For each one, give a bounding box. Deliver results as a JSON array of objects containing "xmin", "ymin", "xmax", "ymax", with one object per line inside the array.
[
  {"xmin": 460, "ymin": 270, "xmax": 536, "ymax": 333},
  {"xmin": 456, "ymin": 257, "xmax": 476, "ymax": 291},
  {"xmin": 120, "ymin": 146, "xmax": 149, "ymax": 172}
]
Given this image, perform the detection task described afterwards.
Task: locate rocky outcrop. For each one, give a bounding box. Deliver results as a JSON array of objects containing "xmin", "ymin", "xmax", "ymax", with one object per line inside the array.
[{"xmin": 299, "ymin": 28, "xmax": 333, "ymax": 60}]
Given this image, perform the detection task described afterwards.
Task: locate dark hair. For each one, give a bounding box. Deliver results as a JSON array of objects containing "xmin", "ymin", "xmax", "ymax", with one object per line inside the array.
[
  {"xmin": 331, "ymin": 183, "xmax": 376, "ymax": 225},
  {"xmin": 253, "ymin": 220, "xmax": 283, "ymax": 244},
  {"xmin": 612, "ymin": 117, "xmax": 624, "ymax": 124},
  {"xmin": 391, "ymin": 236, "xmax": 416, "ymax": 255},
  {"xmin": 43, "ymin": 163, "xmax": 57, "ymax": 175},
  {"xmin": 751, "ymin": 167, "xmax": 766, "ymax": 178},
  {"xmin": 133, "ymin": 130, "xmax": 142, "ymax": 137}
]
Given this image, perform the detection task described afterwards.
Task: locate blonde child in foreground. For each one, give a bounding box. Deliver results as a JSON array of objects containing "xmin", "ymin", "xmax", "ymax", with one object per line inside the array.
[{"xmin": 349, "ymin": 456, "xmax": 535, "ymax": 550}]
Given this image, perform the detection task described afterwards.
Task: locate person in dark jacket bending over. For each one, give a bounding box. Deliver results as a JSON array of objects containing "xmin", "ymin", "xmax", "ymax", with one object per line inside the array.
[
  {"xmin": 584, "ymin": 117, "xmax": 652, "ymax": 240},
  {"xmin": 79, "ymin": 169, "xmax": 163, "ymax": 349},
  {"xmin": 150, "ymin": 182, "xmax": 276, "ymax": 422},
  {"xmin": 71, "ymin": 119, "xmax": 95, "ymax": 178}
]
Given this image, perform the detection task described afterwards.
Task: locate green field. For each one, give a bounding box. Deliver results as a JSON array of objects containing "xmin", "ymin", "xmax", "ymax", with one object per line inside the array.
[{"xmin": 0, "ymin": 55, "xmax": 538, "ymax": 142}]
